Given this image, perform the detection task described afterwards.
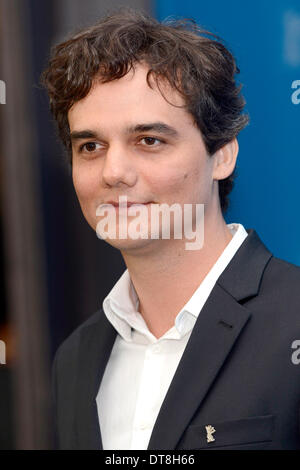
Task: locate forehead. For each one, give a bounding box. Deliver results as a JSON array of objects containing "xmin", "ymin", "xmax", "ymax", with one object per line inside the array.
[{"xmin": 68, "ymin": 63, "xmax": 194, "ymax": 131}]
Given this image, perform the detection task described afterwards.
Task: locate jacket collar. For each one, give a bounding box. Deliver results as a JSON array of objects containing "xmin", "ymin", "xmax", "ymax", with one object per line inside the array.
[
  {"xmin": 74, "ymin": 228, "xmax": 272, "ymax": 449},
  {"xmin": 217, "ymin": 228, "xmax": 272, "ymax": 300}
]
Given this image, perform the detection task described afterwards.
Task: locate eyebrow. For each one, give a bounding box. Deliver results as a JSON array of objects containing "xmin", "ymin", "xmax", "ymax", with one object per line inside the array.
[
  {"xmin": 70, "ymin": 130, "xmax": 99, "ymax": 142},
  {"xmin": 70, "ymin": 122, "xmax": 179, "ymax": 142},
  {"xmin": 125, "ymin": 122, "xmax": 179, "ymax": 137}
]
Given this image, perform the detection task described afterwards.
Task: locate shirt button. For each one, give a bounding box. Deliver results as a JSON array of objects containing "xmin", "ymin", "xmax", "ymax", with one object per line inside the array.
[
  {"xmin": 152, "ymin": 344, "xmax": 161, "ymax": 353},
  {"xmin": 139, "ymin": 423, "xmax": 149, "ymax": 430}
]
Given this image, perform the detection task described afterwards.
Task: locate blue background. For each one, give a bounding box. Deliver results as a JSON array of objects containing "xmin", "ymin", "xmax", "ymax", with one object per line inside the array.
[{"xmin": 155, "ymin": 0, "xmax": 300, "ymax": 265}]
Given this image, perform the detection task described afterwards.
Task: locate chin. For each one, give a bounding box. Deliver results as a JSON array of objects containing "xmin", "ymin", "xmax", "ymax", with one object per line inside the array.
[{"xmin": 99, "ymin": 235, "xmax": 156, "ymax": 253}]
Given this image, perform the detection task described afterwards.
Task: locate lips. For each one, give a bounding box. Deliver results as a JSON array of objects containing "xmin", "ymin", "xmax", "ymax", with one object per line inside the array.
[{"xmin": 105, "ymin": 201, "xmax": 152, "ymax": 207}]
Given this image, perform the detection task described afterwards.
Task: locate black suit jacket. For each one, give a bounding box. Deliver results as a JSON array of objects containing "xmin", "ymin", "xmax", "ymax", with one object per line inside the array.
[{"xmin": 52, "ymin": 229, "xmax": 300, "ymax": 450}]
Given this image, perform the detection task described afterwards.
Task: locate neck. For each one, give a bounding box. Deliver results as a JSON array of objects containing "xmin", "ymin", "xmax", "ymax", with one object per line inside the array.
[{"xmin": 121, "ymin": 205, "xmax": 233, "ymax": 339}]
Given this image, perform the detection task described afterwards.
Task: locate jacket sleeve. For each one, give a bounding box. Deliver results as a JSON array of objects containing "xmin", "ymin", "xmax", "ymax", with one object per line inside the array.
[{"xmin": 51, "ymin": 349, "xmax": 60, "ymax": 450}]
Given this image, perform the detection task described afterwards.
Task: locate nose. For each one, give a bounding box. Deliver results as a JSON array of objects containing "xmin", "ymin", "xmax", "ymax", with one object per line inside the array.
[{"xmin": 101, "ymin": 144, "xmax": 137, "ymax": 188}]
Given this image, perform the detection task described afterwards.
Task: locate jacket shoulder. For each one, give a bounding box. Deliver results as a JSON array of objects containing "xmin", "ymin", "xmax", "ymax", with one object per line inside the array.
[
  {"xmin": 264, "ymin": 255, "xmax": 300, "ymax": 283},
  {"xmin": 53, "ymin": 309, "xmax": 104, "ymax": 366},
  {"xmin": 258, "ymin": 255, "xmax": 300, "ymax": 320}
]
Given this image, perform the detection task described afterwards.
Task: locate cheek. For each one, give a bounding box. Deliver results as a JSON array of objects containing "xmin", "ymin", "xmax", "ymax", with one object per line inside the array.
[
  {"xmin": 148, "ymin": 171, "xmax": 185, "ymax": 196},
  {"xmin": 72, "ymin": 166, "xmax": 101, "ymax": 229},
  {"xmin": 72, "ymin": 165, "xmax": 98, "ymax": 203},
  {"xmin": 145, "ymin": 161, "xmax": 202, "ymax": 198}
]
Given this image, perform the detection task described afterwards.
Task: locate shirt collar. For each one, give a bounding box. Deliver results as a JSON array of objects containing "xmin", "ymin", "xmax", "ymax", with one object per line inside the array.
[
  {"xmin": 102, "ymin": 223, "xmax": 248, "ymax": 341},
  {"xmin": 180, "ymin": 223, "xmax": 248, "ymax": 319}
]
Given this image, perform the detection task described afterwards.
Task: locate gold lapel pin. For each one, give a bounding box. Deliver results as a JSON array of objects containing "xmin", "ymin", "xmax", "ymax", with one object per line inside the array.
[{"xmin": 205, "ymin": 425, "xmax": 216, "ymax": 443}]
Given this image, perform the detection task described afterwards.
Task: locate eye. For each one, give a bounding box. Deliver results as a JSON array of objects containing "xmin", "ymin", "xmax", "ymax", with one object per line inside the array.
[
  {"xmin": 140, "ymin": 137, "xmax": 163, "ymax": 147},
  {"xmin": 79, "ymin": 142, "xmax": 102, "ymax": 153}
]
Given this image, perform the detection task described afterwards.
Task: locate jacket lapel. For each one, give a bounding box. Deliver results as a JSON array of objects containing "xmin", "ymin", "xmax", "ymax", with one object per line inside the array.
[
  {"xmin": 147, "ymin": 285, "xmax": 251, "ymax": 449},
  {"xmin": 74, "ymin": 312, "xmax": 117, "ymax": 449},
  {"xmin": 148, "ymin": 229, "xmax": 273, "ymax": 449}
]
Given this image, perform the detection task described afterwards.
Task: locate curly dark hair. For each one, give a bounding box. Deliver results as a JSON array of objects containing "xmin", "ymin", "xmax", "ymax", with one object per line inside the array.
[{"xmin": 41, "ymin": 8, "xmax": 249, "ymax": 213}]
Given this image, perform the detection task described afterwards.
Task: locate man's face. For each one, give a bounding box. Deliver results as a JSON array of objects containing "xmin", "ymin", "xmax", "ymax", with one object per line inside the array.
[{"xmin": 68, "ymin": 63, "xmax": 217, "ymax": 252}]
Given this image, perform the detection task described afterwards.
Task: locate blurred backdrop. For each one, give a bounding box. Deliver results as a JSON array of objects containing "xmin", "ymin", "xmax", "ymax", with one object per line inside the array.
[{"xmin": 0, "ymin": 0, "xmax": 299, "ymax": 450}]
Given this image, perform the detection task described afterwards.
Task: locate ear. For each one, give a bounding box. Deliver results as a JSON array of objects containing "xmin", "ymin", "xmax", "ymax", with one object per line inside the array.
[{"xmin": 212, "ymin": 138, "xmax": 239, "ymax": 180}]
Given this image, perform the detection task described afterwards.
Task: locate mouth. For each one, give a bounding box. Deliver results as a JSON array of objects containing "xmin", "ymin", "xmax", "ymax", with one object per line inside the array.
[{"xmin": 105, "ymin": 201, "xmax": 154, "ymax": 207}]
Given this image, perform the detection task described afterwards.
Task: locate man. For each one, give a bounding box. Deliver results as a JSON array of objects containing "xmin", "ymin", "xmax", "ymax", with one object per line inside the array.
[{"xmin": 43, "ymin": 9, "xmax": 300, "ymax": 450}]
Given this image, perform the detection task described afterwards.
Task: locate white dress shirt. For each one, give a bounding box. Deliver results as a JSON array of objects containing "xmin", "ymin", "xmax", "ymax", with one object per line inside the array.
[{"xmin": 96, "ymin": 223, "xmax": 248, "ymax": 450}]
